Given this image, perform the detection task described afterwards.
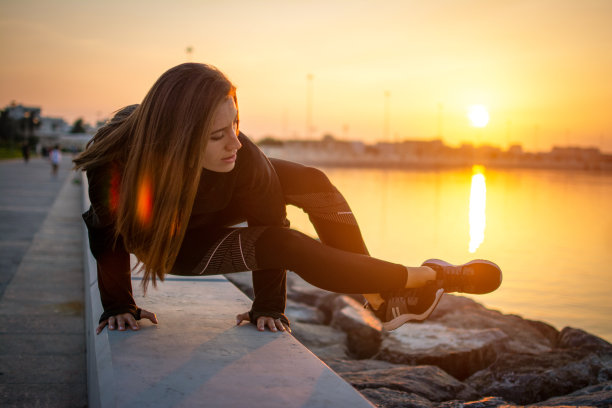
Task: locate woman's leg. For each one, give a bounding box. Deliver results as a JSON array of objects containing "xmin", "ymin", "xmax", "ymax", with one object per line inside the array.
[
  {"xmin": 269, "ymin": 159, "xmax": 433, "ymax": 306},
  {"xmin": 173, "ymin": 224, "xmax": 501, "ymax": 330},
  {"xmin": 269, "ymin": 158, "xmax": 369, "ymax": 254},
  {"xmin": 172, "ymin": 225, "xmax": 407, "ymax": 294}
]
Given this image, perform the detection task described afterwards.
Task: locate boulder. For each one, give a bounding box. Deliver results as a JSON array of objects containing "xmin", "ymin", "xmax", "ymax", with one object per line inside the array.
[
  {"xmin": 315, "ymin": 292, "xmax": 342, "ymax": 324},
  {"xmin": 330, "ymin": 295, "xmax": 383, "ymax": 359},
  {"xmin": 533, "ymin": 380, "xmax": 612, "ymax": 407},
  {"xmin": 285, "ymin": 299, "xmax": 325, "ymax": 324},
  {"xmin": 290, "ymin": 321, "xmax": 348, "ymax": 360},
  {"xmin": 342, "ymin": 365, "xmax": 478, "ymax": 402},
  {"xmin": 438, "ymin": 396, "xmax": 512, "ymax": 408},
  {"xmin": 378, "ymin": 322, "xmax": 508, "ymax": 380},
  {"xmin": 325, "ymin": 358, "xmax": 401, "ymax": 374},
  {"xmin": 291, "ymin": 321, "xmax": 346, "ymax": 348},
  {"xmin": 286, "ymin": 271, "xmax": 331, "ymax": 306},
  {"xmin": 360, "ymin": 388, "xmax": 433, "ymax": 408},
  {"xmin": 429, "ymin": 294, "xmax": 557, "ymax": 354},
  {"xmin": 557, "ymin": 326, "xmax": 612, "ymax": 352},
  {"xmin": 466, "ymin": 349, "xmax": 611, "ymax": 405}
]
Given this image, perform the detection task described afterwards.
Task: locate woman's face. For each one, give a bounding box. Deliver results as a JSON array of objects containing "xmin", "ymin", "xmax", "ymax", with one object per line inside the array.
[{"xmin": 202, "ymin": 97, "xmax": 241, "ymax": 172}]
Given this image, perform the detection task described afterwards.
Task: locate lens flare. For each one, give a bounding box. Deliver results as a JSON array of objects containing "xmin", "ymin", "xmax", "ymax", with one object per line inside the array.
[
  {"xmin": 137, "ymin": 175, "xmax": 153, "ymax": 226},
  {"xmin": 469, "ymin": 165, "xmax": 486, "ymax": 253}
]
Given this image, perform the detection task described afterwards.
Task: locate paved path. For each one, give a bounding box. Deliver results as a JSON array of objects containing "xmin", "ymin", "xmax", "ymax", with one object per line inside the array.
[{"xmin": 0, "ymin": 156, "xmax": 87, "ymax": 407}]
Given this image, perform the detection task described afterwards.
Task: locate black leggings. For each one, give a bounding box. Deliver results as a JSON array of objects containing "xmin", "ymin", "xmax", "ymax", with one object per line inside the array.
[{"xmin": 172, "ymin": 159, "xmax": 407, "ymax": 294}]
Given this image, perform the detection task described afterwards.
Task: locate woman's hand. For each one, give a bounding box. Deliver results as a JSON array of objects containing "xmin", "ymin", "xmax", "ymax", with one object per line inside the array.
[
  {"xmin": 236, "ymin": 311, "xmax": 291, "ymax": 333},
  {"xmin": 96, "ymin": 309, "xmax": 158, "ymax": 335}
]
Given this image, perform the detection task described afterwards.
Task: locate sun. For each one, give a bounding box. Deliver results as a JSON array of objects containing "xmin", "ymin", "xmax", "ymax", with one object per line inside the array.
[{"xmin": 467, "ymin": 105, "xmax": 490, "ymax": 128}]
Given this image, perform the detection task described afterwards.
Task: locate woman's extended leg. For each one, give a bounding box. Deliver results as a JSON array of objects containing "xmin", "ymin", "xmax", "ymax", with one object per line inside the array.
[
  {"xmin": 269, "ymin": 159, "xmax": 434, "ymax": 305},
  {"xmin": 173, "ymin": 225, "xmax": 407, "ymax": 293},
  {"xmin": 173, "ymin": 224, "xmax": 501, "ymax": 329}
]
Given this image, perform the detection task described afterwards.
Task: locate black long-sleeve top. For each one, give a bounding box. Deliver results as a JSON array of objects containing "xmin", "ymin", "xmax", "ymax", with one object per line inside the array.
[{"xmin": 83, "ymin": 133, "xmax": 288, "ymax": 323}]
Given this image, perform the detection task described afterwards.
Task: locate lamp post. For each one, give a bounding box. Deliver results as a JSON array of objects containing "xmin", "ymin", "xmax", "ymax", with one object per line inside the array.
[
  {"xmin": 306, "ymin": 73, "xmax": 314, "ymax": 139},
  {"xmin": 383, "ymin": 90, "xmax": 390, "ymax": 141}
]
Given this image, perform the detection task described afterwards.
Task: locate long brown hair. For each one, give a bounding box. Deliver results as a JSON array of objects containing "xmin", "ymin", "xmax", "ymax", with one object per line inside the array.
[{"xmin": 74, "ymin": 63, "xmax": 237, "ymax": 291}]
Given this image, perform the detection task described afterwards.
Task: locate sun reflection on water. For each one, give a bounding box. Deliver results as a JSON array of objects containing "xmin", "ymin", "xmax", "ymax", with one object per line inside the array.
[{"xmin": 469, "ymin": 165, "xmax": 487, "ymax": 253}]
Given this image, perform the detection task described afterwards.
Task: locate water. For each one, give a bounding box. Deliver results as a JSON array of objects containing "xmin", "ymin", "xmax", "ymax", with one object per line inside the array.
[{"xmin": 286, "ymin": 166, "xmax": 612, "ymax": 342}]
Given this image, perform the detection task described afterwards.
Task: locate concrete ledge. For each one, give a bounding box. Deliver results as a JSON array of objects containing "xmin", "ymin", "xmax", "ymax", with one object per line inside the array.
[{"xmin": 81, "ymin": 173, "xmax": 374, "ymax": 408}]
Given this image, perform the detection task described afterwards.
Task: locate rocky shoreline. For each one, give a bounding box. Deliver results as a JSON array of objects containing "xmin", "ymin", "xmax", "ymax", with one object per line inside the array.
[{"xmin": 225, "ymin": 272, "xmax": 612, "ymax": 407}]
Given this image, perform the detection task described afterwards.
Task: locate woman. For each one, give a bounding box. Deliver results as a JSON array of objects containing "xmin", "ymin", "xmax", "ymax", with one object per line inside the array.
[{"xmin": 74, "ymin": 63, "xmax": 502, "ymax": 334}]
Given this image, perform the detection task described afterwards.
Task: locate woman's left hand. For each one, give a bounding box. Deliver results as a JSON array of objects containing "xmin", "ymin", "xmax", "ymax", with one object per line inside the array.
[{"xmin": 236, "ymin": 311, "xmax": 291, "ymax": 333}]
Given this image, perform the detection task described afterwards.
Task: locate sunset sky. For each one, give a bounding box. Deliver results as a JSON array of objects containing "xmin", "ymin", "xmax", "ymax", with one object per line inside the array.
[{"xmin": 1, "ymin": 0, "xmax": 611, "ymax": 152}]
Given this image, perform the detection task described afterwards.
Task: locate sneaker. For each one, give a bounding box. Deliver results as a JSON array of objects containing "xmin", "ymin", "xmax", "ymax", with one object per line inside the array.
[
  {"xmin": 422, "ymin": 259, "xmax": 502, "ymax": 294},
  {"xmin": 366, "ymin": 284, "xmax": 445, "ymax": 331}
]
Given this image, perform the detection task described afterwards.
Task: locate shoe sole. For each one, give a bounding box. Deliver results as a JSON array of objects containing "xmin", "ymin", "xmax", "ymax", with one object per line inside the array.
[
  {"xmin": 382, "ymin": 288, "xmax": 444, "ymax": 331},
  {"xmin": 423, "ymin": 258, "xmax": 503, "ymax": 294}
]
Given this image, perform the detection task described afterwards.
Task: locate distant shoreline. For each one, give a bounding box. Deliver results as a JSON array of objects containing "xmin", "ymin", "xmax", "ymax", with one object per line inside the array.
[
  {"xmin": 260, "ymin": 139, "xmax": 612, "ymax": 173},
  {"xmin": 267, "ymin": 156, "xmax": 612, "ymax": 173}
]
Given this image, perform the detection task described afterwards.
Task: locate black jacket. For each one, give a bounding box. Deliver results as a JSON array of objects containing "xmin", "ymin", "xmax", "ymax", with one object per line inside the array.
[{"xmin": 83, "ymin": 133, "xmax": 289, "ymax": 324}]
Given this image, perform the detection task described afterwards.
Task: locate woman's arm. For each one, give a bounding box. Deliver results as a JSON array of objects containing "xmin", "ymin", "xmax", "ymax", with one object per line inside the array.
[
  {"xmin": 84, "ymin": 164, "xmax": 156, "ymax": 332},
  {"xmin": 234, "ymin": 134, "xmax": 291, "ymax": 325}
]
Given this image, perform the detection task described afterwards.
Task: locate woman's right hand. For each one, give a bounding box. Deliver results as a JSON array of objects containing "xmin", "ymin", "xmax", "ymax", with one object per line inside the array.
[{"xmin": 96, "ymin": 309, "xmax": 158, "ymax": 334}]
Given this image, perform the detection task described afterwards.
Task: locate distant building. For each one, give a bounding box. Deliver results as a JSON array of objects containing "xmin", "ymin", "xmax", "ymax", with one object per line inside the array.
[
  {"xmin": 4, "ymin": 102, "xmax": 41, "ymax": 121},
  {"xmin": 38, "ymin": 117, "xmax": 70, "ymax": 137}
]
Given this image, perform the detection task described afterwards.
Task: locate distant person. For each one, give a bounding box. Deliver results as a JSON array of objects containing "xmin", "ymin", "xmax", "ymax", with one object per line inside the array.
[
  {"xmin": 73, "ymin": 63, "xmax": 502, "ymax": 335},
  {"xmin": 50, "ymin": 144, "xmax": 61, "ymax": 176},
  {"xmin": 21, "ymin": 142, "xmax": 30, "ymax": 163}
]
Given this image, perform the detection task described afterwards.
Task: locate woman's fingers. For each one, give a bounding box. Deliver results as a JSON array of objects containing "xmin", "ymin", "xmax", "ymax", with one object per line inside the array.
[
  {"xmin": 96, "ymin": 320, "xmax": 108, "ymax": 335},
  {"xmin": 274, "ymin": 318, "xmax": 290, "ymax": 333},
  {"xmin": 97, "ymin": 312, "xmax": 154, "ymax": 335},
  {"xmin": 235, "ymin": 313, "xmax": 290, "ymax": 333},
  {"xmin": 259, "ymin": 317, "xmax": 285, "ymax": 332},
  {"xmin": 266, "ymin": 318, "xmax": 278, "ymax": 332},
  {"xmin": 236, "ymin": 312, "xmax": 250, "ymax": 326},
  {"xmin": 140, "ymin": 309, "xmax": 158, "ymax": 324},
  {"xmin": 256, "ymin": 317, "xmax": 266, "ymax": 331},
  {"xmin": 116, "ymin": 315, "xmax": 128, "ymax": 331},
  {"xmin": 123, "ymin": 314, "xmax": 140, "ymax": 331}
]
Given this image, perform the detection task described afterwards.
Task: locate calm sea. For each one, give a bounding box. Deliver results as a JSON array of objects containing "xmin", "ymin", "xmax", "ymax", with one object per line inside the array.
[{"xmin": 286, "ymin": 166, "xmax": 612, "ymax": 342}]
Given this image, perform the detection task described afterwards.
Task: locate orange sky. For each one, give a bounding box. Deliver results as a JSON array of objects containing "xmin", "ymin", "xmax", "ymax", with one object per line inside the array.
[{"xmin": 1, "ymin": 0, "xmax": 611, "ymax": 152}]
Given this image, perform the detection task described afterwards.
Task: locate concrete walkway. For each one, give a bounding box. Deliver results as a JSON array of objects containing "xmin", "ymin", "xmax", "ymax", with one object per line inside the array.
[{"xmin": 0, "ymin": 156, "xmax": 87, "ymax": 407}]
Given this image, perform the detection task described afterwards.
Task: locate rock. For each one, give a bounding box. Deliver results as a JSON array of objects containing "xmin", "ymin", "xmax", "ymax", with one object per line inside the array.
[
  {"xmin": 290, "ymin": 321, "xmax": 348, "ymax": 359},
  {"xmin": 307, "ymin": 343, "xmax": 349, "ymax": 361},
  {"xmin": 428, "ymin": 293, "xmax": 484, "ymax": 318},
  {"xmin": 428, "ymin": 294, "xmax": 557, "ymax": 355},
  {"xmin": 342, "ymin": 365, "xmax": 479, "ymax": 402},
  {"xmin": 325, "ymin": 358, "xmax": 401, "ymax": 374},
  {"xmin": 330, "ymin": 295, "xmax": 383, "ymax": 359},
  {"xmin": 377, "ymin": 322, "xmax": 508, "ymax": 380},
  {"xmin": 291, "ymin": 321, "xmax": 346, "ymax": 348},
  {"xmin": 223, "ymin": 272, "xmax": 254, "ymax": 299},
  {"xmin": 466, "ymin": 349, "xmax": 611, "ymax": 405},
  {"xmin": 315, "ymin": 292, "xmax": 342, "ymax": 324},
  {"xmin": 557, "ymin": 326, "xmax": 612, "ymax": 352},
  {"xmin": 285, "ymin": 299, "xmax": 325, "ymax": 324},
  {"xmin": 286, "ymin": 271, "xmax": 331, "ymax": 306},
  {"xmin": 532, "ymin": 380, "xmax": 612, "ymax": 407},
  {"xmin": 524, "ymin": 318, "xmax": 559, "ymax": 346},
  {"xmin": 438, "ymin": 396, "xmax": 512, "ymax": 408},
  {"xmin": 360, "ymin": 388, "xmax": 433, "ymax": 408}
]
